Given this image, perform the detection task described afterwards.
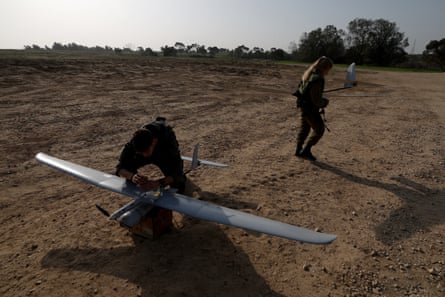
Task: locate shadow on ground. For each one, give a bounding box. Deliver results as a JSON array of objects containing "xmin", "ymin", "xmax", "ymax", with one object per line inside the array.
[
  {"xmin": 41, "ymin": 223, "xmax": 284, "ymax": 297},
  {"xmin": 314, "ymin": 162, "xmax": 444, "ymax": 245}
]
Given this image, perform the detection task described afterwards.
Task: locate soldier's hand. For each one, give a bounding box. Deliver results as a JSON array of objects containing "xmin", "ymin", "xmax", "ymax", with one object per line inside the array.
[
  {"xmin": 139, "ymin": 179, "xmax": 161, "ymax": 191},
  {"xmin": 131, "ymin": 173, "xmax": 148, "ymax": 185}
]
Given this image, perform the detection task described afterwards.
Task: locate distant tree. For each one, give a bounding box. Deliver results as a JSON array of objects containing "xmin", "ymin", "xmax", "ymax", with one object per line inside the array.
[
  {"xmin": 368, "ymin": 19, "xmax": 408, "ymax": 65},
  {"xmin": 322, "ymin": 25, "xmax": 346, "ymax": 60},
  {"xmin": 185, "ymin": 43, "xmax": 200, "ymax": 54},
  {"xmin": 174, "ymin": 42, "xmax": 186, "ymax": 53},
  {"xmin": 346, "ymin": 18, "xmax": 408, "ymax": 66},
  {"xmin": 122, "ymin": 47, "xmax": 133, "ymax": 54},
  {"xmin": 161, "ymin": 45, "xmax": 177, "ymax": 56},
  {"xmin": 141, "ymin": 47, "xmax": 157, "ymax": 56},
  {"xmin": 52, "ymin": 42, "xmax": 65, "ymax": 50},
  {"xmin": 344, "ymin": 18, "xmax": 373, "ymax": 64},
  {"xmin": 67, "ymin": 42, "xmax": 77, "ymax": 50},
  {"xmin": 250, "ymin": 47, "xmax": 265, "ymax": 59},
  {"xmin": 197, "ymin": 45, "xmax": 207, "ymax": 55},
  {"xmin": 269, "ymin": 48, "xmax": 289, "ymax": 60},
  {"xmin": 207, "ymin": 46, "xmax": 220, "ymax": 57},
  {"xmin": 185, "ymin": 43, "xmax": 207, "ymax": 55},
  {"xmin": 93, "ymin": 46, "xmax": 105, "ymax": 52},
  {"xmin": 297, "ymin": 25, "xmax": 345, "ymax": 62},
  {"xmin": 252, "ymin": 46, "xmax": 264, "ymax": 53},
  {"xmin": 233, "ymin": 45, "xmax": 249, "ymax": 58},
  {"xmin": 186, "ymin": 44, "xmax": 194, "ymax": 53},
  {"xmin": 423, "ymin": 38, "xmax": 445, "ymax": 71},
  {"xmin": 27, "ymin": 42, "xmax": 115, "ymax": 52},
  {"xmin": 67, "ymin": 42, "xmax": 89, "ymax": 51}
]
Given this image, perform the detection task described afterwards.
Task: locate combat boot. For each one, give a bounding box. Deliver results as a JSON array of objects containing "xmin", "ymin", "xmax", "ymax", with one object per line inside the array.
[
  {"xmin": 300, "ymin": 146, "xmax": 316, "ymax": 161},
  {"xmin": 295, "ymin": 144, "xmax": 303, "ymax": 156}
]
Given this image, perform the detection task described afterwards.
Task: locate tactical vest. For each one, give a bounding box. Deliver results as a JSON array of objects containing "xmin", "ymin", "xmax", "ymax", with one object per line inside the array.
[{"xmin": 293, "ymin": 71, "xmax": 324, "ymax": 108}]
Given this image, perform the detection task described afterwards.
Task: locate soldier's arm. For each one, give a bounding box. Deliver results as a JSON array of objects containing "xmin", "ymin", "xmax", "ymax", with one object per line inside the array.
[
  {"xmin": 309, "ymin": 80, "xmax": 326, "ymax": 108},
  {"xmin": 115, "ymin": 143, "xmax": 139, "ymax": 177}
]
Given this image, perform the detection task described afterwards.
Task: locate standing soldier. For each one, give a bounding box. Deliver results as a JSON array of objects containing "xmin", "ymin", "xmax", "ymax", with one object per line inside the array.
[{"xmin": 294, "ymin": 56, "xmax": 333, "ymax": 161}]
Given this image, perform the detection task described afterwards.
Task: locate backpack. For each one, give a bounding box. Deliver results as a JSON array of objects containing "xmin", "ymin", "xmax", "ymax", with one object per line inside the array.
[
  {"xmin": 292, "ymin": 81, "xmax": 305, "ymax": 107},
  {"xmin": 292, "ymin": 72, "xmax": 325, "ymax": 108}
]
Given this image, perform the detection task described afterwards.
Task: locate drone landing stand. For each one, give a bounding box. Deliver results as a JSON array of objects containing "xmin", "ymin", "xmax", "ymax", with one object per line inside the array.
[{"xmin": 120, "ymin": 206, "xmax": 173, "ymax": 239}]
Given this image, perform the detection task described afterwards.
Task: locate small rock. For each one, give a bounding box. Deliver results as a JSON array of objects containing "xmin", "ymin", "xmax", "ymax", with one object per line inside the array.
[
  {"xmin": 372, "ymin": 288, "xmax": 381, "ymax": 294},
  {"xmin": 428, "ymin": 267, "xmax": 439, "ymax": 275}
]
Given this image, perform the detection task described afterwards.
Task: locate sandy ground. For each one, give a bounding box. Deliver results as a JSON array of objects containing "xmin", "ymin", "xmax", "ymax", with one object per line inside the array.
[{"xmin": 0, "ymin": 55, "xmax": 444, "ymax": 297}]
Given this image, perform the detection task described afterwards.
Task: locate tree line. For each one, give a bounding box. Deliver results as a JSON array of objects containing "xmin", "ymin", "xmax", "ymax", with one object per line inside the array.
[
  {"xmin": 24, "ymin": 18, "xmax": 445, "ymax": 71},
  {"xmin": 292, "ymin": 18, "xmax": 444, "ymax": 70}
]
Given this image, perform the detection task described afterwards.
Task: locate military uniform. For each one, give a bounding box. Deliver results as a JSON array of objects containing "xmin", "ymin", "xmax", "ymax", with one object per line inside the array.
[
  {"xmin": 295, "ymin": 70, "xmax": 329, "ymax": 159},
  {"xmin": 116, "ymin": 119, "xmax": 186, "ymax": 193}
]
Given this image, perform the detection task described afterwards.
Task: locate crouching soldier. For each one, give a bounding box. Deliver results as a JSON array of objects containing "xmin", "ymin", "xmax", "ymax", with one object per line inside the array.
[{"xmin": 116, "ymin": 117, "xmax": 186, "ymax": 193}]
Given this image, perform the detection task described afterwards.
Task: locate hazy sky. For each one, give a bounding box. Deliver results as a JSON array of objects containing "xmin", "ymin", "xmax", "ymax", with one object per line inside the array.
[{"xmin": 1, "ymin": 0, "xmax": 444, "ymax": 53}]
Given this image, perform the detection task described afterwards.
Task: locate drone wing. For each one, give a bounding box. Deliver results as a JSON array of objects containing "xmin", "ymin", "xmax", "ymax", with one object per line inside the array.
[
  {"xmin": 35, "ymin": 153, "xmax": 336, "ymax": 244},
  {"xmin": 156, "ymin": 191, "xmax": 336, "ymax": 244}
]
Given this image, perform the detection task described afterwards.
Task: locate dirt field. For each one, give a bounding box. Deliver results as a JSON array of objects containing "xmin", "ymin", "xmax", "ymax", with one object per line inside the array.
[{"xmin": 1, "ymin": 54, "xmax": 444, "ymax": 297}]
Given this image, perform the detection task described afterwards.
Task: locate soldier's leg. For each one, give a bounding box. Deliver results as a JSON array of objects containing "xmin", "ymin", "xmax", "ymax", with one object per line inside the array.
[
  {"xmin": 305, "ymin": 112, "xmax": 325, "ymax": 147},
  {"xmin": 300, "ymin": 112, "xmax": 325, "ymax": 161},
  {"xmin": 296, "ymin": 112, "xmax": 311, "ymax": 155}
]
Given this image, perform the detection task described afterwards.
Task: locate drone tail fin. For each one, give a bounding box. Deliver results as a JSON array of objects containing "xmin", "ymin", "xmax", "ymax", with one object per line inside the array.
[
  {"xmin": 191, "ymin": 143, "xmax": 200, "ymax": 171},
  {"xmin": 344, "ymin": 62, "xmax": 357, "ymax": 88}
]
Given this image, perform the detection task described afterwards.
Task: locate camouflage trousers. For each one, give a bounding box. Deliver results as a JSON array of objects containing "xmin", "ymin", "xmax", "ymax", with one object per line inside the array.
[{"xmin": 296, "ymin": 108, "xmax": 325, "ymax": 148}]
